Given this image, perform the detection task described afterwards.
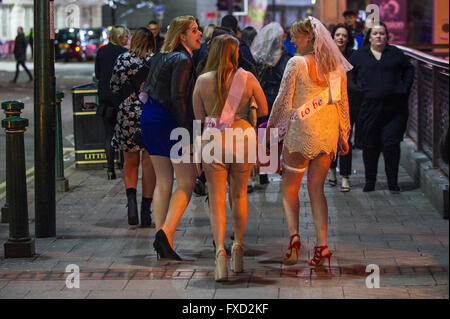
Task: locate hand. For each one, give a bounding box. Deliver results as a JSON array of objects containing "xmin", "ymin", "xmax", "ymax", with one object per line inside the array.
[{"xmin": 338, "ymin": 139, "xmax": 350, "ymax": 155}]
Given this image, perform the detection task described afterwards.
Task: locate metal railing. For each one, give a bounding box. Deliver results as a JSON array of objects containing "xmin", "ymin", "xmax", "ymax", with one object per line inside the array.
[{"xmin": 396, "ymin": 45, "xmax": 449, "ymax": 177}]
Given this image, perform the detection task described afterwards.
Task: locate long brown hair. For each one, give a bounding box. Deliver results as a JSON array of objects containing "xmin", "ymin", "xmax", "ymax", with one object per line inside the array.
[
  {"xmin": 129, "ymin": 27, "xmax": 156, "ymax": 58},
  {"xmin": 203, "ymin": 34, "xmax": 240, "ymax": 108},
  {"xmin": 161, "ymin": 15, "xmax": 196, "ymax": 53}
]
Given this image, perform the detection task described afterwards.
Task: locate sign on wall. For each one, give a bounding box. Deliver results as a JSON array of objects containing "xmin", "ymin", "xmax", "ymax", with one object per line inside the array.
[
  {"xmin": 65, "ymin": 4, "xmax": 80, "ymax": 28},
  {"xmin": 372, "ymin": 0, "xmax": 407, "ymax": 44}
]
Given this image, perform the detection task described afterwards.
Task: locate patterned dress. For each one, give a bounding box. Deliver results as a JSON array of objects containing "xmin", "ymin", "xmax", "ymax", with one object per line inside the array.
[
  {"xmin": 267, "ymin": 55, "xmax": 350, "ymax": 159},
  {"xmin": 111, "ymin": 52, "xmax": 152, "ymax": 152}
]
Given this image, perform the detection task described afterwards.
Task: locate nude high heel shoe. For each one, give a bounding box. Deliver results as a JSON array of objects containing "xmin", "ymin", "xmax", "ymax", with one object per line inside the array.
[
  {"xmin": 230, "ymin": 243, "xmax": 244, "ymax": 273},
  {"xmin": 215, "ymin": 248, "xmax": 228, "ymax": 282}
]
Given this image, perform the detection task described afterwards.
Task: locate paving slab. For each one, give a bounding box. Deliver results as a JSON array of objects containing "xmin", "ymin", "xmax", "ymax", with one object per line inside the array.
[{"xmin": 0, "ymin": 149, "xmax": 447, "ymax": 299}]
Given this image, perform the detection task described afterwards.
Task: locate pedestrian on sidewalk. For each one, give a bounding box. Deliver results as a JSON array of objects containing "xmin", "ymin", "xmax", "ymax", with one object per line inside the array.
[
  {"xmin": 28, "ymin": 28, "xmax": 34, "ymax": 59},
  {"xmin": 348, "ymin": 22, "xmax": 414, "ymax": 193},
  {"xmin": 250, "ymin": 22, "xmax": 293, "ymax": 185},
  {"xmin": 95, "ymin": 25, "xmax": 129, "ymax": 180},
  {"xmin": 265, "ymin": 17, "xmax": 352, "ymax": 267},
  {"xmin": 110, "ymin": 27, "xmax": 156, "ymax": 228},
  {"xmin": 10, "ymin": 27, "xmax": 33, "ymax": 83},
  {"xmin": 141, "ymin": 15, "xmax": 201, "ymax": 261},
  {"xmin": 193, "ymin": 34, "xmax": 268, "ymax": 281},
  {"xmin": 148, "ymin": 20, "xmax": 165, "ymax": 52},
  {"xmin": 328, "ymin": 24, "xmax": 356, "ymax": 192}
]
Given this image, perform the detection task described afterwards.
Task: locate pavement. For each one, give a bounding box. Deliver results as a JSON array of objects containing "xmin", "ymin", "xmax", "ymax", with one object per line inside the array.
[
  {"xmin": 0, "ymin": 57, "xmax": 448, "ymax": 300},
  {"xmin": 0, "ymin": 147, "xmax": 448, "ymax": 300}
]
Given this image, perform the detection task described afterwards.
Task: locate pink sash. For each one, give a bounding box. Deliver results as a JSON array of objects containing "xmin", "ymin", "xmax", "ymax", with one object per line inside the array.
[{"xmin": 204, "ymin": 68, "xmax": 248, "ymax": 131}]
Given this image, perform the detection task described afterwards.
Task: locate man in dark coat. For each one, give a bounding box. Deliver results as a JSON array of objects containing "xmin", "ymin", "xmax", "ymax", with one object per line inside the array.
[
  {"xmin": 220, "ymin": 15, "xmax": 257, "ymax": 69},
  {"xmin": 148, "ymin": 20, "xmax": 165, "ymax": 52},
  {"xmin": 11, "ymin": 27, "xmax": 32, "ymax": 83}
]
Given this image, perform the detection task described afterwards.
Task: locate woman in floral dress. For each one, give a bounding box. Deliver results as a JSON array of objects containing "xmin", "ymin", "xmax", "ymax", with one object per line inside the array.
[{"xmin": 111, "ymin": 27, "xmax": 156, "ymax": 227}]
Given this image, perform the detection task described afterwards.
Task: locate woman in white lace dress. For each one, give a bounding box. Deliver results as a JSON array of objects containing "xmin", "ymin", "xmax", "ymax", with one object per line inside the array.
[{"xmin": 266, "ymin": 17, "xmax": 352, "ymax": 267}]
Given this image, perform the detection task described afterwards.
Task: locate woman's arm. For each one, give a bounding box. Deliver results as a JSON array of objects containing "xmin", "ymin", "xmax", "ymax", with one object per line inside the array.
[
  {"xmin": 337, "ymin": 73, "xmax": 351, "ymax": 151},
  {"xmin": 192, "ymin": 76, "xmax": 206, "ymax": 123},
  {"xmin": 110, "ymin": 57, "xmax": 122, "ymax": 94},
  {"xmin": 170, "ymin": 56, "xmax": 193, "ymax": 127}
]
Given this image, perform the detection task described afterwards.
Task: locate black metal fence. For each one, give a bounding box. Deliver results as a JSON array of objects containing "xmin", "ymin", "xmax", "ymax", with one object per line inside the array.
[{"xmin": 396, "ymin": 45, "xmax": 449, "ymax": 177}]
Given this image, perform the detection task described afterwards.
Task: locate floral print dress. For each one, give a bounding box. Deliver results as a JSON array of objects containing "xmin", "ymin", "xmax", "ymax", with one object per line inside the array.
[{"xmin": 110, "ymin": 52, "xmax": 151, "ymax": 152}]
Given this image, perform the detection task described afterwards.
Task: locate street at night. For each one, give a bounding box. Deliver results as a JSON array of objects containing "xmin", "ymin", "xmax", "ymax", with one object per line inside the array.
[{"xmin": 0, "ymin": 0, "xmax": 448, "ymax": 306}]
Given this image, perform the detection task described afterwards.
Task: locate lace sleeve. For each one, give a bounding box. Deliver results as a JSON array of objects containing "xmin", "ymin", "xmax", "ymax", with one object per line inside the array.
[
  {"xmin": 337, "ymin": 73, "xmax": 351, "ymax": 142},
  {"xmin": 267, "ymin": 57, "xmax": 300, "ymax": 137}
]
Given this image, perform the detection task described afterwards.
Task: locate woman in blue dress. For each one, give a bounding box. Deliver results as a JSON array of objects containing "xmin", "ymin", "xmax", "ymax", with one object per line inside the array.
[{"xmin": 141, "ymin": 16, "xmax": 202, "ymax": 260}]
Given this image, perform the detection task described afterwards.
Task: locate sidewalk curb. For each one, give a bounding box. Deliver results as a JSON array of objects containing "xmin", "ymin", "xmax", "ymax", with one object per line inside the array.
[{"xmin": 401, "ymin": 138, "xmax": 449, "ymax": 219}]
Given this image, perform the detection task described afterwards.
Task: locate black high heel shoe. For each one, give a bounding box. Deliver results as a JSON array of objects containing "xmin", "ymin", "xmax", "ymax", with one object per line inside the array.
[{"xmin": 153, "ymin": 229, "xmax": 182, "ymax": 261}]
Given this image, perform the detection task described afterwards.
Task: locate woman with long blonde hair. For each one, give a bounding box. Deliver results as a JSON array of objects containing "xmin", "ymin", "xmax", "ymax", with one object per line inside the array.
[
  {"xmin": 95, "ymin": 25, "xmax": 129, "ymax": 180},
  {"xmin": 266, "ymin": 17, "xmax": 351, "ymax": 267},
  {"xmin": 141, "ymin": 16, "xmax": 202, "ymax": 260},
  {"xmin": 193, "ymin": 34, "xmax": 268, "ymax": 281}
]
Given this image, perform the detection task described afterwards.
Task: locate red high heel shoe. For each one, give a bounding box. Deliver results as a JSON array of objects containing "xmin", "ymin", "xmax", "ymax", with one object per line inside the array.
[
  {"xmin": 283, "ymin": 234, "xmax": 301, "ymax": 265},
  {"xmin": 309, "ymin": 245, "xmax": 332, "ymax": 267}
]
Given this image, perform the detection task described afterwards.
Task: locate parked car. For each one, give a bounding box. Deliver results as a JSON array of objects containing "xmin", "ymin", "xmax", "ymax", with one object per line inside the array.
[{"xmin": 55, "ymin": 27, "xmax": 108, "ymax": 62}]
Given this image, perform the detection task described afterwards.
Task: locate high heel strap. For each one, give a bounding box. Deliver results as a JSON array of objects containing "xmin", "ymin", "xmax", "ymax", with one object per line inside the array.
[
  {"xmin": 310, "ymin": 245, "xmax": 332, "ymax": 267},
  {"xmin": 288, "ymin": 234, "xmax": 301, "ymax": 249}
]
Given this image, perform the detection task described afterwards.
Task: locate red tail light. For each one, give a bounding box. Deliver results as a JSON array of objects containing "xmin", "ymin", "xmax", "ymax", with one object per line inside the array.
[{"xmin": 74, "ymin": 46, "xmax": 81, "ymax": 52}]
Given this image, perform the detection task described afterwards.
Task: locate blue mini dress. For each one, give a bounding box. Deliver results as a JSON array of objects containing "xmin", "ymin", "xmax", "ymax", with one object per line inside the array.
[{"xmin": 141, "ymin": 97, "xmax": 181, "ymax": 158}]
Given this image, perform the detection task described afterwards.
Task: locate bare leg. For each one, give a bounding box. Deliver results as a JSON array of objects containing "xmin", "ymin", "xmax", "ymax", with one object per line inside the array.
[
  {"xmin": 149, "ymin": 155, "xmax": 173, "ymax": 230},
  {"xmin": 161, "ymin": 161, "xmax": 196, "ymax": 248},
  {"xmin": 281, "ymin": 149, "xmax": 308, "ymax": 237},
  {"xmin": 204, "ymin": 165, "xmax": 228, "ymax": 252},
  {"xmin": 141, "ymin": 150, "xmax": 155, "ymax": 198},
  {"xmin": 123, "ymin": 151, "xmax": 140, "ymax": 189},
  {"xmin": 307, "ymin": 154, "xmax": 333, "ymax": 256},
  {"xmin": 228, "ymin": 164, "xmax": 253, "ymax": 246}
]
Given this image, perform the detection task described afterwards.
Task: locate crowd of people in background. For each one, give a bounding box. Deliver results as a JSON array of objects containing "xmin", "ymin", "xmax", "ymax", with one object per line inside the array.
[{"xmin": 92, "ymin": 9, "xmax": 415, "ymax": 282}]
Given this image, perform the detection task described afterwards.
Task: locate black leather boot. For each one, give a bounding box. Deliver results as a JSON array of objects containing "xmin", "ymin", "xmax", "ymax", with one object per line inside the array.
[
  {"xmin": 126, "ymin": 188, "xmax": 139, "ymax": 225},
  {"xmin": 140, "ymin": 197, "xmax": 153, "ymax": 228}
]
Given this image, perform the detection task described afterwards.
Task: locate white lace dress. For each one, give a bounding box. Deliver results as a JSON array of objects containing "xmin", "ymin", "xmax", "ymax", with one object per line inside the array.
[{"xmin": 267, "ymin": 55, "xmax": 350, "ymax": 159}]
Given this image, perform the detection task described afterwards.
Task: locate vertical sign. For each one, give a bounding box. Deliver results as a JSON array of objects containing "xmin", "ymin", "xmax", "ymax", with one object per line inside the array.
[
  {"xmin": 243, "ymin": 0, "xmax": 268, "ymax": 29},
  {"xmin": 372, "ymin": 0, "xmax": 407, "ymax": 44},
  {"xmin": 50, "ymin": 0, "xmax": 54, "ymax": 40}
]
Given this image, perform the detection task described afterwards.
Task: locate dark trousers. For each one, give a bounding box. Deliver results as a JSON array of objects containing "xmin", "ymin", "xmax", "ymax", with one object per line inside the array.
[
  {"xmin": 362, "ymin": 143, "xmax": 401, "ymax": 183},
  {"xmin": 13, "ymin": 60, "xmax": 32, "ymax": 81},
  {"xmin": 330, "ymin": 132, "xmax": 353, "ymax": 176},
  {"xmin": 102, "ymin": 116, "xmax": 116, "ymax": 172}
]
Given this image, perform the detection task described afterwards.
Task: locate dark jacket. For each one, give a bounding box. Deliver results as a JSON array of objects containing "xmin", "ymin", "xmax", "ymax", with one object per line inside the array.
[
  {"xmin": 239, "ymin": 39, "xmax": 256, "ymax": 66},
  {"xmin": 94, "ymin": 43, "xmax": 127, "ymax": 118},
  {"xmin": 348, "ymin": 44, "xmax": 415, "ymax": 148},
  {"xmin": 155, "ymin": 34, "xmax": 165, "ymax": 52},
  {"xmin": 14, "ymin": 33, "xmax": 28, "ymax": 62},
  {"xmin": 144, "ymin": 44, "xmax": 197, "ymax": 135},
  {"xmin": 257, "ymin": 50, "xmax": 293, "ymax": 113}
]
